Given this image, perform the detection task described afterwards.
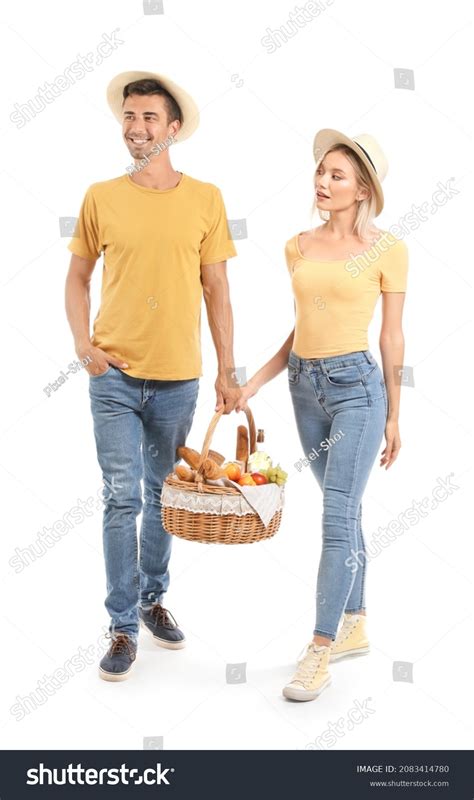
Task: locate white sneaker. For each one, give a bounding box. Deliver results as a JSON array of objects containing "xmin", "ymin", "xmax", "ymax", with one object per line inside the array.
[
  {"xmin": 330, "ymin": 613, "xmax": 370, "ymax": 662},
  {"xmin": 283, "ymin": 643, "xmax": 331, "ymax": 702}
]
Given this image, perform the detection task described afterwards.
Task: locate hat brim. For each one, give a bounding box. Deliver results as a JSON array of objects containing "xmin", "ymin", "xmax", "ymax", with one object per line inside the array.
[
  {"xmin": 106, "ymin": 71, "xmax": 199, "ymax": 143},
  {"xmin": 313, "ymin": 128, "xmax": 384, "ymax": 216}
]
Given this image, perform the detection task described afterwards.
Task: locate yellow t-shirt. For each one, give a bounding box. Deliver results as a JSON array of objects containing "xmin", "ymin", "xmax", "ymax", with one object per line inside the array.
[
  {"xmin": 285, "ymin": 230, "xmax": 408, "ymax": 358},
  {"xmin": 68, "ymin": 173, "xmax": 237, "ymax": 379}
]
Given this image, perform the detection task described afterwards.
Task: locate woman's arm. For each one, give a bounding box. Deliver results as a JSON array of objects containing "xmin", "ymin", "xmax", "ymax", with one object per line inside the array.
[
  {"xmin": 235, "ymin": 327, "xmax": 295, "ymax": 412},
  {"xmin": 379, "ymin": 292, "xmax": 406, "ymax": 469}
]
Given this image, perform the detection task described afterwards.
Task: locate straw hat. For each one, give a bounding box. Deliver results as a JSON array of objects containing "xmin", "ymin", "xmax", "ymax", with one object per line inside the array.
[{"xmin": 313, "ymin": 128, "xmax": 388, "ymax": 215}]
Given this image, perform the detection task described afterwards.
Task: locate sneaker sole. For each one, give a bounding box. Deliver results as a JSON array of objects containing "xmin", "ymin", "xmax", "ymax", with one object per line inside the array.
[
  {"xmin": 98, "ymin": 662, "xmax": 135, "ymax": 682},
  {"xmin": 140, "ymin": 619, "xmax": 186, "ymax": 650},
  {"xmin": 282, "ymin": 676, "xmax": 331, "ymax": 702},
  {"xmin": 329, "ymin": 646, "xmax": 370, "ymax": 662}
]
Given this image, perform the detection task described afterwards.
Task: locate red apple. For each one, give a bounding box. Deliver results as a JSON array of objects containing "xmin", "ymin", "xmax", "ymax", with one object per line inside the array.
[{"xmin": 251, "ymin": 472, "xmax": 268, "ymax": 485}]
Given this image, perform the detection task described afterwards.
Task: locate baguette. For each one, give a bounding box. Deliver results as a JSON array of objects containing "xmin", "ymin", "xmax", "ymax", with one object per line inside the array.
[
  {"xmin": 175, "ymin": 465, "xmax": 196, "ymax": 482},
  {"xmin": 236, "ymin": 425, "xmax": 249, "ymax": 465},
  {"xmin": 177, "ymin": 446, "xmax": 226, "ymax": 480},
  {"xmin": 177, "ymin": 446, "xmax": 201, "ymax": 470},
  {"xmin": 200, "ymin": 458, "xmax": 227, "ymax": 480},
  {"xmin": 208, "ymin": 448, "xmax": 225, "ymax": 466}
]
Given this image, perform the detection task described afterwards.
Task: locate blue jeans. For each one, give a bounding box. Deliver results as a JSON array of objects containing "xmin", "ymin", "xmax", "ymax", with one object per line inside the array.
[
  {"xmin": 88, "ymin": 366, "xmax": 200, "ymax": 642},
  {"xmin": 288, "ymin": 349, "xmax": 387, "ymax": 640}
]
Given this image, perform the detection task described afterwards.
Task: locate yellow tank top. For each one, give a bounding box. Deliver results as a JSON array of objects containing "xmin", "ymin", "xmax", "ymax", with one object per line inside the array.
[{"xmin": 285, "ymin": 230, "xmax": 408, "ymax": 358}]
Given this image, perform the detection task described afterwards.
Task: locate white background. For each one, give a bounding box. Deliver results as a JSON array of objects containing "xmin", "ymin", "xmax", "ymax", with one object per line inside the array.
[{"xmin": 0, "ymin": 0, "xmax": 473, "ymax": 751}]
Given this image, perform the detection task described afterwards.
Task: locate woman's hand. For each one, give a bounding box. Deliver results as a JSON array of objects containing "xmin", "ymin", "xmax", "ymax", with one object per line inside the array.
[
  {"xmin": 380, "ymin": 419, "xmax": 401, "ymax": 469},
  {"xmin": 234, "ymin": 377, "xmax": 259, "ymax": 413}
]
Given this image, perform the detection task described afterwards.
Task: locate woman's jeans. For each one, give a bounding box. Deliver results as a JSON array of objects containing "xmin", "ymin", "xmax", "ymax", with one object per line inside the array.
[
  {"xmin": 288, "ymin": 349, "xmax": 387, "ymax": 640},
  {"xmin": 88, "ymin": 366, "xmax": 200, "ymax": 642}
]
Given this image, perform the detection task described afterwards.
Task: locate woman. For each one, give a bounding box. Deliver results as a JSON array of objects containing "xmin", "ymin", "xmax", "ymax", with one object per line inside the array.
[{"xmin": 236, "ymin": 128, "xmax": 408, "ymax": 702}]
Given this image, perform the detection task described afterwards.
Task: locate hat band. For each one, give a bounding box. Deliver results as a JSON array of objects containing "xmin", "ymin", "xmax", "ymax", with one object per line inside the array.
[{"xmin": 353, "ymin": 141, "xmax": 377, "ymax": 174}]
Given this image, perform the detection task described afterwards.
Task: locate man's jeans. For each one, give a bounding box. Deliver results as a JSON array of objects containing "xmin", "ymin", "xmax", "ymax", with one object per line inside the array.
[{"xmin": 88, "ymin": 365, "xmax": 200, "ymax": 642}]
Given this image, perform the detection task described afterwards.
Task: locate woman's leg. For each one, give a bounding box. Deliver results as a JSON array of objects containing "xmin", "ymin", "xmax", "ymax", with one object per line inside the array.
[
  {"xmin": 288, "ymin": 352, "xmax": 385, "ymax": 643},
  {"xmin": 288, "ymin": 358, "xmax": 332, "ymax": 645},
  {"xmin": 344, "ymin": 503, "xmax": 367, "ymax": 614},
  {"xmin": 312, "ymin": 356, "xmax": 386, "ymax": 640}
]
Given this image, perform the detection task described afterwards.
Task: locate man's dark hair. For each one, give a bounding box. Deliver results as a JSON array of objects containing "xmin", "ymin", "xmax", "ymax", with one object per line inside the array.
[{"xmin": 122, "ymin": 79, "xmax": 183, "ymax": 125}]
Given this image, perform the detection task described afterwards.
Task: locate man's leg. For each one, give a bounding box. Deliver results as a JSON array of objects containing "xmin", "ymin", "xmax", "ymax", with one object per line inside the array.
[
  {"xmin": 89, "ymin": 367, "xmax": 144, "ymax": 642},
  {"xmin": 139, "ymin": 378, "xmax": 200, "ymax": 608}
]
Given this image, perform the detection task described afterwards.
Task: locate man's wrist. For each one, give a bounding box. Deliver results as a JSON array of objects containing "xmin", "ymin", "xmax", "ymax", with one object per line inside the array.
[{"xmin": 75, "ymin": 336, "xmax": 91, "ymax": 351}]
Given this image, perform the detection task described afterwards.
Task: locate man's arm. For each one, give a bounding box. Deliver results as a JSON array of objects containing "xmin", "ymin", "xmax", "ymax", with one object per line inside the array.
[
  {"xmin": 201, "ymin": 261, "xmax": 241, "ymax": 414},
  {"xmin": 65, "ymin": 254, "xmax": 128, "ymax": 374},
  {"xmin": 65, "ymin": 254, "xmax": 96, "ymax": 351}
]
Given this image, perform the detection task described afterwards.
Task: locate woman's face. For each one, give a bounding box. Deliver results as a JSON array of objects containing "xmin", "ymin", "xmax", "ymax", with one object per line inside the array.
[{"xmin": 314, "ymin": 150, "xmax": 369, "ymax": 212}]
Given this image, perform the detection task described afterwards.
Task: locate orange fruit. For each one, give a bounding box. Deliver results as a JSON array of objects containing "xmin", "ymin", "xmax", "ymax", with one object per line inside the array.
[{"xmin": 224, "ymin": 462, "xmax": 241, "ymax": 481}]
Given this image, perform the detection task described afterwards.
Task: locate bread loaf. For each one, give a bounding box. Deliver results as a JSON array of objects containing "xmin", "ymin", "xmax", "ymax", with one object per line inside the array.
[
  {"xmin": 177, "ymin": 446, "xmax": 226, "ymax": 480},
  {"xmin": 177, "ymin": 446, "xmax": 201, "ymax": 470},
  {"xmin": 175, "ymin": 465, "xmax": 196, "ymax": 482},
  {"xmin": 236, "ymin": 426, "xmax": 249, "ymax": 465},
  {"xmin": 208, "ymin": 449, "xmax": 225, "ymax": 466}
]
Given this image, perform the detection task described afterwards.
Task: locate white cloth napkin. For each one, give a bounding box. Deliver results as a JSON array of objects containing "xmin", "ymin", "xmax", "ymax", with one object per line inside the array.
[{"xmin": 204, "ymin": 476, "xmax": 284, "ymax": 527}]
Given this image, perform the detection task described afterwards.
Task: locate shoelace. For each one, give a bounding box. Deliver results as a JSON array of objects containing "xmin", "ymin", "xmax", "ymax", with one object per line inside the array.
[
  {"xmin": 339, "ymin": 616, "xmax": 359, "ymax": 641},
  {"xmin": 295, "ymin": 617, "xmax": 361, "ymax": 663},
  {"xmin": 293, "ymin": 646, "xmax": 325, "ymax": 686},
  {"xmin": 107, "ymin": 633, "xmax": 136, "ymax": 660},
  {"xmin": 149, "ymin": 603, "xmax": 178, "ymax": 630}
]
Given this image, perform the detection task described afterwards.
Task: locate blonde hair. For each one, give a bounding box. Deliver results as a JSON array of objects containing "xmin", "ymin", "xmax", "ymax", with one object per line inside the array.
[{"xmin": 312, "ymin": 144, "xmax": 379, "ymax": 241}]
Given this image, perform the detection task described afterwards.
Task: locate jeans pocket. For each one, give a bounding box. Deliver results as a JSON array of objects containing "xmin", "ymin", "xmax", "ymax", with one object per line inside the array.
[
  {"xmin": 89, "ymin": 365, "xmax": 113, "ymax": 379},
  {"xmin": 325, "ymin": 364, "xmax": 362, "ymax": 387},
  {"xmin": 288, "ymin": 365, "xmax": 300, "ymax": 384},
  {"xmin": 358, "ymin": 361, "xmax": 378, "ymax": 384}
]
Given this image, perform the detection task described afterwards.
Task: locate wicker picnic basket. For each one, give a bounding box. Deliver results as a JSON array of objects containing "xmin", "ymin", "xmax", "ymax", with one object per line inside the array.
[{"xmin": 161, "ymin": 405, "xmax": 284, "ymax": 544}]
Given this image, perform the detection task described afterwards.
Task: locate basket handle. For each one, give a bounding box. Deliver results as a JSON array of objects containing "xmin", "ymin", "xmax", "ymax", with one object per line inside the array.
[{"xmin": 196, "ymin": 404, "xmax": 256, "ymax": 475}]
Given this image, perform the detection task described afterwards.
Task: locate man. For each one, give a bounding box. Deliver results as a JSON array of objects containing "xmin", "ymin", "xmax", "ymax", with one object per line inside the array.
[{"xmin": 65, "ymin": 70, "xmax": 241, "ymax": 681}]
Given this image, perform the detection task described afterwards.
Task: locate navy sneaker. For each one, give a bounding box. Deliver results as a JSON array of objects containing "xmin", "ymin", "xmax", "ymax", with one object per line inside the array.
[
  {"xmin": 139, "ymin": 603, "xmax": 186, "ymax": 649},
  {"xmin": 99, "ymin": 633, "xmax": 137, "ymax": 681}
]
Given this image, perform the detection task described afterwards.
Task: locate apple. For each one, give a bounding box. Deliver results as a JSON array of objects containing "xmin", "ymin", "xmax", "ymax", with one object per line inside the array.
[
  {"xmin": 251, "ymin": 472, "xmax": 268, "ymax": 485},
  {"xmin": 238, "ymin": 473, "xmax": 256, "ymax": 486},
  {"xmin": 224, "ymin": 462, "xmax": 241, "ymax": 482}
]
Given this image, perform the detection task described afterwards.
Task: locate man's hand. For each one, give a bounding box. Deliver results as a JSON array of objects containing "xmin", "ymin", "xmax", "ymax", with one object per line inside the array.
[
  {"xmin": 214, "ymin": 373, "xmax": 244, "ymax": 414},
  {"xmin": 76, "ymin": 342, "xmax": 129, "ymax": 377}
]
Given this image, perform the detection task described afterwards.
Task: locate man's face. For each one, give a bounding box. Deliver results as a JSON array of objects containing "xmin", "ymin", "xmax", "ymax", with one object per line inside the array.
[{"xmin": 121, "ymin": 93, "xmax": 180, "ymax": 159}]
